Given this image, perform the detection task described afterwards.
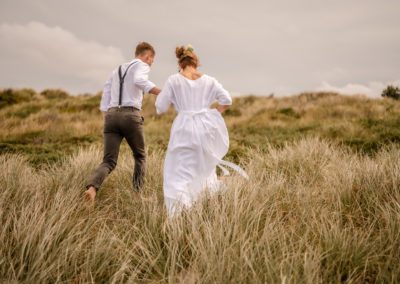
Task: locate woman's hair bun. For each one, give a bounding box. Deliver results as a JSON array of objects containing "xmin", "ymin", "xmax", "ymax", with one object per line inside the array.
[
  {"xmin": 175, "ymin": 44, "xmax": 199, "ymax": 69},
  {"xmin": 175, "ymin": 46, "xmax": 185, "ymax": 59}
]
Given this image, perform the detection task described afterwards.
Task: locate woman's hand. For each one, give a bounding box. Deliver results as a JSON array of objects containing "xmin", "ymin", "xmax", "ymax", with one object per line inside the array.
[
  {"xmin": 149, "ymin": 87, "xmax": 161, "ymax": 96},
  {"xmin": 217, "ymin": 105, "xmax": 229, "ymax": 113}
]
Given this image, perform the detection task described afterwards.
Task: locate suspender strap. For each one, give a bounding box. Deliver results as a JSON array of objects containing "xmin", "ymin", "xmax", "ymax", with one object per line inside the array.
[{"xmin": 118, "ymin": 61, "xmax": 138, "ymax": 107}]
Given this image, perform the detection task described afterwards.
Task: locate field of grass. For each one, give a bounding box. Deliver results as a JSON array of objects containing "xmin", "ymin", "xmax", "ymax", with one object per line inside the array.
[
  {"xmin": 1, "ymin": 88, "xmax": 400, "ymax": 282},
  {"xmin": 1, "ymin": 88, "xmax": 400, "ymax": 165}
]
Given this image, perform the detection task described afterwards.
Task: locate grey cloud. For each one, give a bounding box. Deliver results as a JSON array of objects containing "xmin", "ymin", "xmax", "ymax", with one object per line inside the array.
[
  {"xmin": 0, "ymin": 0, "xmax": 399, "ymax": 96},
  {"xmin": 0, "ymin": 21, "xmax": 124, "ymax": 92}
]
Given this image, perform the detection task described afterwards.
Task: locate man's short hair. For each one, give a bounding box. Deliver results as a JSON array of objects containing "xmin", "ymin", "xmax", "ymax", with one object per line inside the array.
[{"xmin": 135, "ymin": 42, "xmax": 155, "ymax": 56}]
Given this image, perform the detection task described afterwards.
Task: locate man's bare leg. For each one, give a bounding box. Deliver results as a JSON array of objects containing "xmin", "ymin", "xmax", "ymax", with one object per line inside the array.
[{"xmin": 84, "ymin": 186, "xmax": 97, "ymax": 202}]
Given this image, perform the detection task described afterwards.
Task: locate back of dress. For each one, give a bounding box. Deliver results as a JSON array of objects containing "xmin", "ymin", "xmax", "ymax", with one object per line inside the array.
[
  {"xmin": 156, "ymin": 73, "xmax": 232, "ymax": 113},
  {"xmin": 155, "ymin": 72, "xmax": 248, "ymax": 216}
]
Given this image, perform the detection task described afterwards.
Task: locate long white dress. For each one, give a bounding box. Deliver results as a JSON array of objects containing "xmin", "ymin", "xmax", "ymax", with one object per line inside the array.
[{"xmin": 155, "ymin": 73, "xmax": 248, "ymax": 216}]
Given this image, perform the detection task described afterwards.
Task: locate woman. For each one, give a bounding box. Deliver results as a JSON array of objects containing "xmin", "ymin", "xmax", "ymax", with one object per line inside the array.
[{"xmin": 155, "ymin": 45, "xmax": 248, "ymax": 216}]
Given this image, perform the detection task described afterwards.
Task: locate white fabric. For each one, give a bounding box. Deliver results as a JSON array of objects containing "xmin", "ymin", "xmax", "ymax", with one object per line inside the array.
[
  {"xmin": 155, "ymin": 73, "xmax": 248, "ymax": 217},
  {"xmin": 100, "ymin": 58, "xmax": 156, "ymax": 111}
]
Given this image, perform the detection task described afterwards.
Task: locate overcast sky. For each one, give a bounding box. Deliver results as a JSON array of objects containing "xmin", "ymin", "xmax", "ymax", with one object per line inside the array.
[{"xmin": 0, "ymin": 0, "xmax": 399, "ymax": 97}]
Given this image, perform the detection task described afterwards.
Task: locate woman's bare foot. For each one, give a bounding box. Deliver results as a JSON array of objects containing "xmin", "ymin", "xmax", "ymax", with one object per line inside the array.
[
  {"xmin": 218, "ymin": 175, "xmax": 229, "ymax": 181},
  {"xmin": 84, "ymin": 186, "xmax": 97, "ymax": 202}
]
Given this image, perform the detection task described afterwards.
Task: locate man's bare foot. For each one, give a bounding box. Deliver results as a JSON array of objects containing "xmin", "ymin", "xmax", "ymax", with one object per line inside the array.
[{"xmin": 84, "ymin": 186, "xmax": 96, "ymax": 202}]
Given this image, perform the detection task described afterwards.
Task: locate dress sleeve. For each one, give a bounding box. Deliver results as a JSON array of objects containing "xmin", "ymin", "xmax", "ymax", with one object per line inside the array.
[
  {"xmin": 99, "ymin": 70, "xmax": 115, "ymax": 112},
  {"xmin": 213, "ymin": 78, "xmax": 232, "ymax": 105},
  {"xmin": 155, "ymin": 79, "xmax": 173, "ymax": 114}
]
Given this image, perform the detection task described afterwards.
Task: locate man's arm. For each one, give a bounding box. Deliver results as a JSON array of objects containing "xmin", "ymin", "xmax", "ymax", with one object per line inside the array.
[
  {"xmin": 100, "ymin": 71, "xmax": 114, "ymax": 113},
  {"xmin": 134, "ymin": 62, "xmax": 159, "ymax": 95}
]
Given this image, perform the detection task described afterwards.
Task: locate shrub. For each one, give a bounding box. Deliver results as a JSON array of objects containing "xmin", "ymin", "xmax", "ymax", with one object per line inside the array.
[
  {"xmin": 381, "ymin": 85, "xmax": 400, "ymax": 100},
  {"xmin": 224, "ymin": 107, "xmax": 242, "ymax": 117},
  {"xmin": 40, "ymin": 89, "xmax": 70, "ymax": 100},
  {"xmin": 0, "ymin": 88, "xmax": 36, "ymax": 108},
  {"xmin": 12, "ymin": 104, "xmax": 42, "ymax": 118},
  {"xmin": 277, "ymin": 107, "xmax": 300, "ymax": 118}
]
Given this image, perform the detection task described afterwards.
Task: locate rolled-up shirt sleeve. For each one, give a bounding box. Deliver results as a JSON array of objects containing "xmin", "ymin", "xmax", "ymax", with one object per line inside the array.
[
  {"xmin": 133, "ymin": 62, "xmax": 156, "ymax": 93},
  {"xmin": 155, "ymin": 79, "xmax": 173, "ymax": 114},
  {"xmin": 100, "ymin": 70, "xmax": 115, "ymax": 112},
  {"xmin": 213, "ymin": 78, "xmax": 232, "ymax": 105}
]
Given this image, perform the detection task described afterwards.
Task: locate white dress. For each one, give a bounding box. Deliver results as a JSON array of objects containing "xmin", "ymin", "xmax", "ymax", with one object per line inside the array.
[{"xmin": 155, "ymin": 73, "xmax": 248, "ymax": 216}]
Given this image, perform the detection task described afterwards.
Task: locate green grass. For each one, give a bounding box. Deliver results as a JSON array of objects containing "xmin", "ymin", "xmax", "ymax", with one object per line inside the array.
[{"xmin": 1, "ymin": 89, "xmax": 400, "ymax": 165}]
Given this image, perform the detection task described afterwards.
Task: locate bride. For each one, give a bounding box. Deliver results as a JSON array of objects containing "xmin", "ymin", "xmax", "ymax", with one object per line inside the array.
[{"xmin": 155, "ymin": 44, "xmax": 248, "ymax": 216}]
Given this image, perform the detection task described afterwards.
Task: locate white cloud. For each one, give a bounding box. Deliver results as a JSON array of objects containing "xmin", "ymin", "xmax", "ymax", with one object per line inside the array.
[
  {"xmin": 0, "ymin": 21, "xmax": 125, "ymax": 93},
  {"xmin": 316, "ymin": 81, "xmax": 400, "ymax": 98}
]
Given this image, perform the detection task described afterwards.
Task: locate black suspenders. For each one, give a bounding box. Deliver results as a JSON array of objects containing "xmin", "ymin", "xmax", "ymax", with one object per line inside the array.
[{"xmin": 117, "ymin": 61, "xmax": 138, "ymax": 108}]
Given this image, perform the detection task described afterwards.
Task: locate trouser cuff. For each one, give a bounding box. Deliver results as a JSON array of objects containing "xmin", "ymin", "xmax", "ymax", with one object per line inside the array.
[{"xmin": 86, "ymin": 184, "xmax": 99, "ymax": 192}]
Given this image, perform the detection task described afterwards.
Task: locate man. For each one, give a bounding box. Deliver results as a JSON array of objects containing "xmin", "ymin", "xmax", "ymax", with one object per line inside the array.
[{"xmin": 85, "ymin": 42, "xmax": 161, "ymax": 201}]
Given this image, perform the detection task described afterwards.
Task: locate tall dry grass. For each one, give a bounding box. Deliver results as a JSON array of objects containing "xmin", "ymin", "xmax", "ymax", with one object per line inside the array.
[{"xmin": 1, "ymin": 138, "xmax": 399, "ymax": 283}]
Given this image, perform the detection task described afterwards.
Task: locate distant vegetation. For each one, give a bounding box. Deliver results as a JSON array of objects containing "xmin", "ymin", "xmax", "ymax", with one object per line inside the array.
[
  {"xmin": 1, "ymin": 88, "xmax": 400, "ymax": 165},
  {"xmin": 381, "ymin": 85, "xmax": 400, "ymax": 100}
]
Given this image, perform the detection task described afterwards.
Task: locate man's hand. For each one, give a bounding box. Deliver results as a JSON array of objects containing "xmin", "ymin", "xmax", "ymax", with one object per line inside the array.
[{"xmin": 149, "ymin": 87, "xmax": 161, "ymax": 96}]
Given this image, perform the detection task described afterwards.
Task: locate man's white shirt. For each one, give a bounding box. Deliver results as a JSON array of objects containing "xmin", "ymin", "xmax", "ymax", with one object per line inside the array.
[{"xmin": 100, "ymin": 58, "xmax": 156, "ymax": 111}]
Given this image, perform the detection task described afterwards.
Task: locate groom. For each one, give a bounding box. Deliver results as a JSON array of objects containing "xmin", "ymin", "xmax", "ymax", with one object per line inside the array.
[{"xmin": 85, "ymin": 42, "xmax": 161, "ymax": 201}]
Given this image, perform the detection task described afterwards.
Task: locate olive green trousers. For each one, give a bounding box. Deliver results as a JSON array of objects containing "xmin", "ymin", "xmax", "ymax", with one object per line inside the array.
[{"xmin": 86, "ymin": 107, "xmax": 146, "ymax": 192}]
